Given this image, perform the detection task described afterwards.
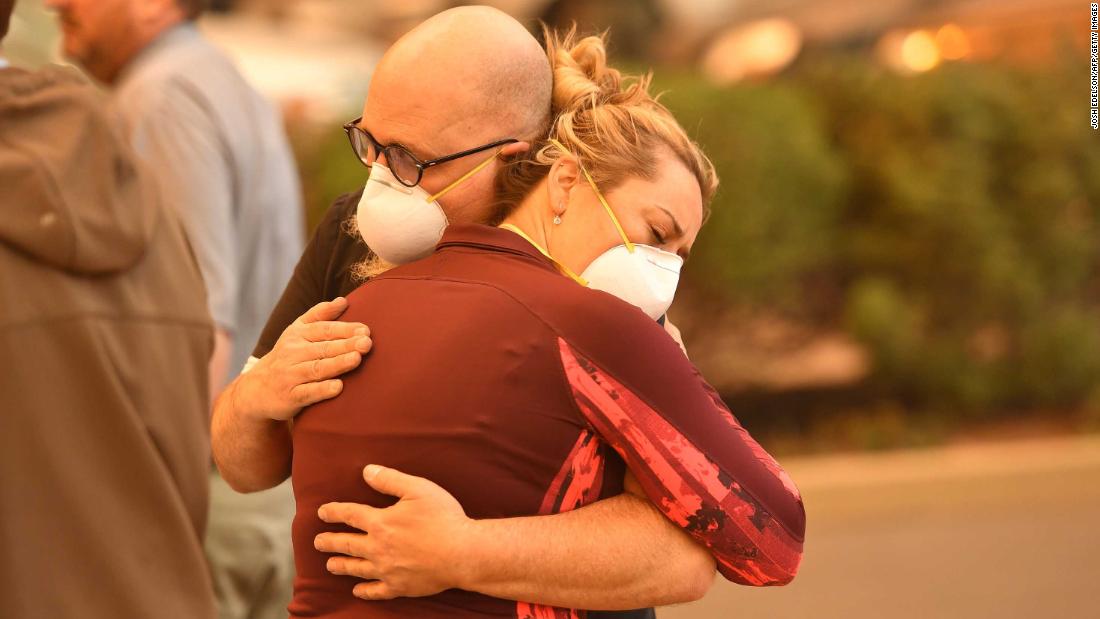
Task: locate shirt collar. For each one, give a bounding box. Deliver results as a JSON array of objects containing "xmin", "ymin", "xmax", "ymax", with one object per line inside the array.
[
  {"xmin": 116, "ymin": 23, "xmax": 198, "ymax": 86},
  {"xmin": 437, "ymin": 224, "xmax": 559, "ymax": 272}
]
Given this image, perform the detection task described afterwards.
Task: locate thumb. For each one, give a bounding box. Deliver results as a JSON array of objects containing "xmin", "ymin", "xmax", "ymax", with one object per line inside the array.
[{"xmin": 362, "ymin": 464, "xmax": 425, "ymax": 499}]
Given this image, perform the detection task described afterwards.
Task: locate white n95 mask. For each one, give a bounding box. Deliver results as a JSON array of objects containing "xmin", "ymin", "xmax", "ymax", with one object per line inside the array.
[
  {"xmin": 356, "ymin": 164, "xmax": 448, "ymax": 264},
  {"xmin": 582, "ymin": 244, "xmax": 683, "ymax": 320}
]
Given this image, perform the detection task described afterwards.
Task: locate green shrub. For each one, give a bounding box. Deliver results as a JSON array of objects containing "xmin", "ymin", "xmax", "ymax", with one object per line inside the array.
[
  {"xmin": 655, "ymin": 52, "xmax": 1100, "ymax": 413},
  {"xmin": 654, "ymin": 73, "xmax": 848, "ymax": 314}
]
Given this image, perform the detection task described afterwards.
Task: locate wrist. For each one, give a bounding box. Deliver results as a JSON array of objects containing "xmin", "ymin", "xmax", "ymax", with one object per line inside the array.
[
  {"xmin": 450, "ymin": 517, "xmax": 490, "ymax": 591},
  {"xmin": 229, "ymin": 373, "xmax": 276, "ymax": 426}
]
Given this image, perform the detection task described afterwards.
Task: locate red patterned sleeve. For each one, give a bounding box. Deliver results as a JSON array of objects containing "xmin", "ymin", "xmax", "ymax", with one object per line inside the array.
[{"xmin": 557, "ymin": 336, "xmax": 805, "ymax": 586}]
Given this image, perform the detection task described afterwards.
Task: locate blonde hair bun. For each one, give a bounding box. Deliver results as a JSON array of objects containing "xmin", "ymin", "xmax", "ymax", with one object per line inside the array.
[{"xmin": 491, "ymin": 25, "xmax": 717, "ymax": 223}]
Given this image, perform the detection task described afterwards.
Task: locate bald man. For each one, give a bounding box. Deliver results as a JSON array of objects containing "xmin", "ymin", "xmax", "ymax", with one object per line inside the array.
[{"xmin": 212, "ymin": 8, "xmax": 714, "ymax": 617}]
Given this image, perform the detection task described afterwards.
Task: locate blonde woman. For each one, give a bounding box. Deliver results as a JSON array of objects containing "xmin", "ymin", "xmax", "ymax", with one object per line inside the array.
[{"xmin": 288, "ymin": 29, "xmax": 806, "ymax": 619}]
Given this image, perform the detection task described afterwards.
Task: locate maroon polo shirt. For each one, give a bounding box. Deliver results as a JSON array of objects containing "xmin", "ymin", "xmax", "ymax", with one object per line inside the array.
[{"xmin": 289, "ymin": 224, "xmax": 806, "ymax": 619}]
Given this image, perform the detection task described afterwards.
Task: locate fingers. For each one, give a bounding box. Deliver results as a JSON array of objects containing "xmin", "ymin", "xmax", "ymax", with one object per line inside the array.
[
  {"xmin": 315, "ymin": 532, "xmax": 372, "ymax": 559},
  {"xmin": 663, "ymin": 318, "xmax": 688, "ymax": 357},
  {"xmin": 362, "ymin": 464, "xmax": 427, "ymax": 499},
  {"xmin": 301, "ymin": 335, "xmax": 373, "ymax": 361},
  {"xmin": 318, "ymin": 502, "xmax": 380, "ymax": 532},
  {"xmin": 299, "ymin": 321, "xmax": 370, "ymax": 344},
  {"xmin": 327, "ymin": 556, "xmax": 380, "ymax": 580},
  {"xmin": 353, "ymin": 580, "xmax": 397, "ymax": 601},
  {"xmin": 298, "ymin": 351, "xmax": 364, "ymax": 382},
  {"xmin": 287, "ymin": 379, "xmax": 343, "ymax": 408},
  {"xmin": 296, "ymin": 297, "xmax": 349, "ymax": 325}
]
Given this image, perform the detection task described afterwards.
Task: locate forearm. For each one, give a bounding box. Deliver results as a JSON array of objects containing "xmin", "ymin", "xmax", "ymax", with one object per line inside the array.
[
  {"xmin": 458, "ymin": 493, "xmax": 715, "ymax": 610},
  {"xmin": 210, "ymin": 376, "xmax": 293, "ymax": 492},
  {"xmin": 208, "ymin": 328, "xmax": 233, "ymax": 407}
]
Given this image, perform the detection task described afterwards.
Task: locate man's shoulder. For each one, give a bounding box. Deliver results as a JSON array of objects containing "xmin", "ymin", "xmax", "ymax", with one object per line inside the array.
[
  {"xmin": 0, "ymin": 65, "xmax": 105, "ymax": 122},
  {"xmin": 326, "ymin": 189, "xmax": 364, "ymax": 222},
  {"xmin": 315, "ymin": 189, "xmax": 365, "ymax": 252},
  {"xmin": 116, "ymin": 30, "xmax": 263, "ymax": 119},
  {"xmin": 314, "ymin": 188, "xmax": 372, "ymax": 297}
]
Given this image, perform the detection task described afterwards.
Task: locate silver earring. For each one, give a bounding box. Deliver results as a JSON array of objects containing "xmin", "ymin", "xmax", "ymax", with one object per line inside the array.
[
  {"xmin": 554, "ymin": 201, "xmax": 563, "ymax": 225},
  {"xmin": 553, "ymin": 215, "xmax": 562, "ymax": 225}
]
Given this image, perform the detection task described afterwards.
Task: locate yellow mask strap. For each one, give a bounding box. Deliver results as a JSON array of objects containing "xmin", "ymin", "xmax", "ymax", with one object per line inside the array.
[
  {"xmin": 499, "ymin": 223, "xmax": 589, "ymax": 286},
  {"xmin": 426, "ymin": 148, "xmax": 502, "ymax": 203},
  {"xmin": 548, "ymin": 138, "xmax": 635, "ymax": 253}
]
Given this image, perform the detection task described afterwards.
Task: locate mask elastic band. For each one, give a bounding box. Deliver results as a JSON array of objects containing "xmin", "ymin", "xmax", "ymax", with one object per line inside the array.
[
  {"xmin": 499, "ymin": 223, "xmax": 589, "ymax": 286},
  {"xmin": 548, "ymin": 138, "xmax": 636, "ymax": 254},
  {"xmin": 426, "ymin": 149, "xmax": 503, "ymax": 203}
]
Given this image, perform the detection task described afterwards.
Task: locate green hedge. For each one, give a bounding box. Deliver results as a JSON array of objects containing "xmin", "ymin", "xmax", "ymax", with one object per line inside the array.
[{"xmin": 654, "ymin": 52, "xmax": 1100, "ymax": 413}]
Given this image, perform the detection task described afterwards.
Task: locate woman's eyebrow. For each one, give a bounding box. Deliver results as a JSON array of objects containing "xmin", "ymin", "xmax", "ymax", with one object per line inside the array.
[
  {"xmin": 652, "ymin": 204, "xmax": 692, "ymax": 259},
  {"xmin": 655, "ymin": 205, "xmax": 684, "ymax": 237}
]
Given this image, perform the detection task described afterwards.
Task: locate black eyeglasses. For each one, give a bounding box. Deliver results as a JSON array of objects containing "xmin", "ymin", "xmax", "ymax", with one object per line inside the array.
[{"xmin": 343, "ymin": 117, "xmax": 518, "ymax": 188}]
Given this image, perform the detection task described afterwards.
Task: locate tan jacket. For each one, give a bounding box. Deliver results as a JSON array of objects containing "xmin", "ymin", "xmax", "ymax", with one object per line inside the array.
[{"xmin": 0, "ymin": 65, "xmax": 216, "ymax": 618}]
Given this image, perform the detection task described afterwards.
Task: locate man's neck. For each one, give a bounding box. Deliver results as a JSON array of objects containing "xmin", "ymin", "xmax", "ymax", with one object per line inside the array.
[{"xmin": 104, "ymin": 17, "xmax": 187, "ymax": 86}]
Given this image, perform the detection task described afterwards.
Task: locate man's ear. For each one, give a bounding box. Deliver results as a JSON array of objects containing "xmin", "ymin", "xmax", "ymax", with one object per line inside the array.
[{"xmin": 498, "ymin": 141, "xmax": 531, "ymax": 158}]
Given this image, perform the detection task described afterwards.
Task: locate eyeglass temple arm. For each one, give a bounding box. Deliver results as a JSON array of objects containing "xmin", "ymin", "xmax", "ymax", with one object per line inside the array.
[
  {"xmin": 426, "ymin": 148, "xmax": 504, "ymax": 203},
  {"xmin": 423, "ymin": 138, "xmax": 519, "ymax": 169}
]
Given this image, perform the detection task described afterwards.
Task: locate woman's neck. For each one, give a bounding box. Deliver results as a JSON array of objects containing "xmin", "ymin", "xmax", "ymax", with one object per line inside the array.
[
  {"xmin": 499, "ymin": 199, "xmax": 589, "ymax": 286},
  {"xmin": 500, "ymin": 198, "xmax": 552, "ymax": 252}
]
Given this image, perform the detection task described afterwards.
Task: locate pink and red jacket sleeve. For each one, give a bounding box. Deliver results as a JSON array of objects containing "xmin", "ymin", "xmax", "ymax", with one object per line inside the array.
[{"xmin": 556, "ymin": 333, "xmax": 805, "ymax": 586}]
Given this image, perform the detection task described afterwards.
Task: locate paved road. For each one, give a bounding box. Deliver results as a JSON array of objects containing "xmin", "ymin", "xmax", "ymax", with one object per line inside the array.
[{"xmin": 657, "ymin": 435, "xmax": 1100, "ymax": 619}]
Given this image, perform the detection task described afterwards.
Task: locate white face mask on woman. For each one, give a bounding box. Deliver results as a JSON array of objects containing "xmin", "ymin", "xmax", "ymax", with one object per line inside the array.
[
  {"xmin": 500, "ymin": 139, "xmax": 684, "ymax": 321},
  {"xmin": 581, "ymin": 243, "xmax": 683, "ymax": 321}
]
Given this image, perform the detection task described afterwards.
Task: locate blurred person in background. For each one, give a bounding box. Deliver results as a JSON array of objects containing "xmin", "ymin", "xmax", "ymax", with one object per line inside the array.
[
  {"xmin": 43, "ymin": 0, "xmax": 305, "ymax": 617},
  {"xmin": 0, "ymin": 1, "xmax": 215, "ymax": 616},
  {"xmin": 212, "ymin": 7, "xmax": 764, "ymax": 618}
]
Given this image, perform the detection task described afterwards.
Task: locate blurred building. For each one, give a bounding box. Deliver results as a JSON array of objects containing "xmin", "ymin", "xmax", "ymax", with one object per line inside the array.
[{"xmin": 6, "ymin": 0, "xmax": 1080, "ymax": 117}]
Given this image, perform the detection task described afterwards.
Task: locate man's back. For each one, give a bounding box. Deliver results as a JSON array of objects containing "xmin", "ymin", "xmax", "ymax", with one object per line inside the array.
[
  {"xmin": 107, "ymin": 23, "xmax": 305, "ymax": 619},
  {"xmin": 112, "ymin": 23, "xmax": 304, "ymax": 375},
  {"xmin": 0, "ymin": 65, "xmax": 216, "ymax": 618}
]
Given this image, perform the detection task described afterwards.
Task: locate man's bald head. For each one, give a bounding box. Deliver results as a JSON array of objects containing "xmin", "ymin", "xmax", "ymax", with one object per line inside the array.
[
  {"xmin": 358, "ymin": 6, "xmax": 552, "ymax": 225},
  {"xmin": 366, "ymin": 6, "xmax": 551, "ymax": 153}
]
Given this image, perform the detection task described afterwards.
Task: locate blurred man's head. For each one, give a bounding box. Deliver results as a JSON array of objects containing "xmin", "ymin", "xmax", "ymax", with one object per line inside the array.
[
  {"xmin": 355, "ymin": 5, "xmax": 552, "ymax": 226},
  {"xmin": 0, "ymin": 0, "xmax": 14, "ymax": 42},
  {"xmin": 45, "ymin": 0, "xmax": 203, "ymax": 84}
]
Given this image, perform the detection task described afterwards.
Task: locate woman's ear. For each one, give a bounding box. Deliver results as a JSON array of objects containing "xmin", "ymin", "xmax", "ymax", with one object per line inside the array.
[{"xmin": 548, "ymin": 155, "xmax": 581, "ymax": 217}]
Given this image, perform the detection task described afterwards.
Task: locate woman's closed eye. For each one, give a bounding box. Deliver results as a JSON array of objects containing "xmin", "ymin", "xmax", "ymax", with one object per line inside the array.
[{"xmin": 650, "ymin": 226, "xmax": 667, "ymax": 245}]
